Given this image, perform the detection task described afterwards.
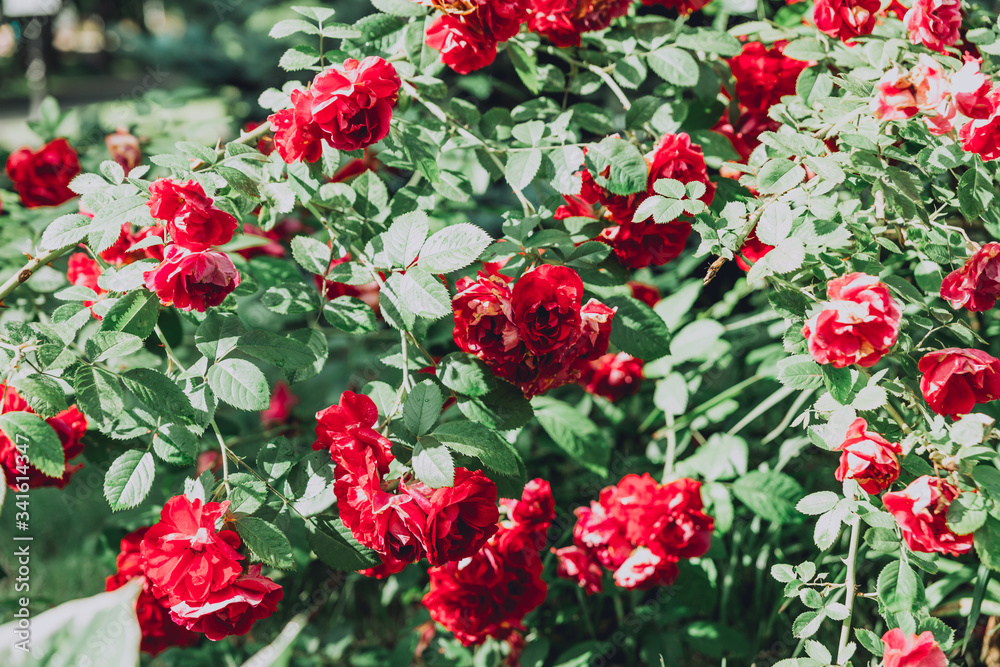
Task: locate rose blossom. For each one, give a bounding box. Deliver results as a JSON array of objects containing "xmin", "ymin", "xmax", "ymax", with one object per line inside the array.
[
  {"xmin": 426, "ymin": 0, "xmax": 528, "ymax": 73},
  {"xmin": 940, "ymin": 242, "xmax": 1000, "ymax": 312},
  {"xmin": 736, "ymin": 227, "xmax": 775, "ymax": 270},
  {"xmin": 728, "ymin": 41, "xmax": 808, "ymax": 115},
  {"xmin": 833, "ymin": 418, "xmax": 901, "ymax": 494},
  {"xmin": 311, "ymin": 57, "xmax": 401, "ymax": 151},
  {"xmin": 147, "ymin": 178, "xmax": 238, "ymax": 251},
  {"xmin": 269, "ymin": 88, "xmax": 326, "ymax": 164},
  {"xmin": 5, "ymin": 138, "xmax": 81, "ymax": 208},
  {"xmin": 903, "ymin": 0, "xmax": 962, "ymax": 53},
  {"xmin": 882, "ymin": 476, "xmax": 974, "ymax": 556},
  {"xmin": 960, "ymin": 102, "xmax": 1000, "ymax": 161},
  {"xmin": 629, "ymin": 281, "xmax": 661, "ymax": 307},
  {"xmin": 552, "ymin": 545, "xmax": 604, "ymax": 594},
  {"xmin": 579, "ymin": 352, "xmax": 644, "ymax": 401},
  {"xmin": 918, "ymin": 348, "xmax": 1000, "ymax": 417},
  {"xmin": 813, "ymin": 0, "xmax": 880, "ymax": 42},
  {"xmin": 261, "ymin": 380, "xmax": 298, "ymax": 426},
  {"xmin": 881, "ymin": 629, "xmax": 948, "ymax": 667},
  {"xmin": 140, "ymin": 495, "xmax": 245, "ymax": 607},
  {"xmin": 144, "ymin": 245, "xmax": 241, "ymax": 312},
  {"xmin": 0, "ymin": 384, "xmax": 86, "ymax": 490},
  {"xmin": 640, "ymin": 0, "xmax": 713, "ymax": 15},
  {"xmin": 511, "ymin": 264, "xmax": 584, "ymax": 355},
  {"xmin": 802, "ymin": 273, "xmax": 902, "ymax": 368},
  {"xmin": 169, "ymin": 565, "xmax": 283, "ymax": 641},
  {"xmin": 871, "ymin": 55, "xmax": 953, "ymax": 134},
  {"xmin": 527, "ymin": 0, "xmax": 632, "ymax": 47},
  {"xmin": 105, "ymin": 129, "xmax": 142, "ymax": 175},
  {"xmin": 952, "ymin": 56, "xmax": 996, "ymax": 119}
]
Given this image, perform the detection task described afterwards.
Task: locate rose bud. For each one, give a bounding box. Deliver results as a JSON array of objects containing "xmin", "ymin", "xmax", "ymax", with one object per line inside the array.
[
  {"xmin": 802, "ymin": 273, "xmax": 901, "ymax": 368},
  {"xmin": 834, "ymin": 418, "xmax": 902, "ymax": 495},
  {"xmin": 881, "ymin": 629, "xmax": 947, "ymax": 667},
  {"xmin": 143, "ymin": 245, "xmax": 241, "ymax": 313},
  {"xmin": 903, "ymin": 0, "xmax": 961, "ymax": 53},
  {"xmin": 105, "ymin": 129, "xmax": 142, "ymax": 175},
  {"xmin": 147, "ymin": 178, "xmax": 238, "ymax": 251},
  {"xmin": 812, "ymin": 0, "xmax": 879, "ymax": 42},
  {"xmin": 311, "ymin": 57, "xmax": 401, "ymax": 151},
  {"xmin": 5, "ymin": 138, "xmax": 81, "ymax": 208},
  {"xmin": 940, "ymin": 242, "xmax": 1000, "ymax": 312},
  {"xmin": 918, "ymin": 348, "xmax": 1000, "ymax": 418},
  {"xmin": 269, "ymin": 88, "xmax": 325, "ymax": 164},
  {"xmin": 552, "ymin": 545, "xmax": 604, "ymax": 594},
  {"xmin": 882, "ymin": 476, "xmax": 974, "ymax": 557},
  {"xmin": 511, "ymin": 264, "xmax": 584, "ymax": 356}
]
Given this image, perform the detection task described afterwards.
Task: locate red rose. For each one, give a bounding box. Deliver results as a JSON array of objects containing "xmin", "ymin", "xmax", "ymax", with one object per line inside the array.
[
  {"xmin": 147, "ymin": 178, "xmax": 238, "ymax": 251},
  {"xmin": 5, "ymin": 138, "xmax": 81, "ymax": 208},
  {"xmin": 903, "ymin": 0, "xmax": 961, "ymax": 53},
  {"xmin": 952, "ymin": 56, "xmax": 996, "ymax": 120},
  {"xmin": 311, "ymin": 57, "xmax": 401, "ymax": 151},
  {"xmin": 169, "ymin": 565, "xmax": 282, "ymax": 641},
  {"xmin": 729, "ymin": 42, "xmax": 808, "ymax": 115},
  {"xmin": 94, "ymin": 221, "xmax": 166, "ymax": 266},
  {"xmin": 736, "ymin": 227, "xmax": 775, "ymax": 271},
  {"xmin": 511, "ymin": 264, "xmax": 584, "ymax": 356},
  {"xmin": 105, "ymin": 527, "xmax": 201, "ymax": 655},
  {"xmin": 573, "ymin": 500, "xmax": 633, "ymax": 570},
  {"xmin": 813, "ymin": 0, "xmax": 880, "ymax": 41},
  {"xmin": 579, "ymin": 352, "xmax": 643, "ymax": 401},
  {"xmin": 313, "ymin": 391, "xmax": 394, "ymax": 472},
  {"xmin": 105, "ymin": 129, "xmax": 142, "ymax": 175},
  {"xmin": 67, "ymin": 252, "xmax": 107, "ymax": 315},
  {"xmin": 834, "ymin": 418, "xmax": 901, "ymax": 495},
  {"xmin": 881, "ymin": 629, "xmax": 948, "ymax": 667},
  {"xmin": 527, "ymin": 0, "xmax": 632, "ymax": 48},
  {"xmin": 426, "ymin": 16, "xmax": 499, "ymax": 74},
  {"xmin": 882, "ymin": 476, "xmax": 974, "ymax": 557},
  {"xmin": 802, "ymin": 272, "xmax": 902, "ymax": 368},
  {"xmin": 713, "ymin": 111, "xmax": 776, "ymax": 171},
  {"xmin": 144, "ymin": 244, "xmax": 241, "ymax": 312},
  {"xmin": 452, "ymin": 271, "xmax": 521, "ymax": 379},
  {"xmin": 314, "ymin": 255, "xmax": 381, "ymax": 311},
  {"xmin": 268, "ymin": 88, "xmax": 326, "ymax": 164},
  {"xmin": 612, "ymin": 546, "xmax": 680, "ymax": 590},
  {"xmin": 640, "ymin": 0, "xmax": 712, "ymax": 15},
  {"xmin": 552, "ymin": 545, "xmax": 604, "ymax": 594},
  {"xmin": 918, "ymin": 348, "xmax": 1000, "ymax": 418},
  {"xmin": 0, "ymin": 385, "xmax": 86, "ymax": 490},
  {"xmin": 871, "ymin": 56, "xmax": 952, "ymax": 135},
  {"xmin": 600, "ymin": 220, "xmax": 692, "ymax": 270},
  {"xmin": 261, "ymin": 380, "xmax": 297, "ymax": 427},
  {"xmin": 140, "ymin": 495, "xmax": 245, "ymax": 607},
  {"xmin": 940, "ymin": 242, "xmax": 1000, "ymax": 312},
  {"xmin": 405, "ymin": 468, "xmax": 500, "ymax": 566},
  {"xmin": 960, "ymin": 105, "xmax": 1000, "ymax": 161},
  {"xmin": 629, "ymin": 281, "xmax": 661, "ymax": 307},
  {"xmin": 238, "ymin": 224, "xmax": 286, "ymax": 260},
  {"xmin": 502, "ymin": 478, "xmax": 555, "ymax": 536}
]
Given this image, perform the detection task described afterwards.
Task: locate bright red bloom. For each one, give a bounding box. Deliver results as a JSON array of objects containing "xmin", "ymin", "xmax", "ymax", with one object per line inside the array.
[
  {"xmin": 802, "ymin": 273, "xmax": 902, "ymax": 368},
  {"xmin": 169, "ymin": 565, "xmax": 283, "ymax": 641},
  {"xmin": 579, "ymin": 352, "xmax": 643, "ymax": 401},
  {"xmin": 640, "ymin": 0, "xmax": 712, "ymax": 15},
  {"xmin": 600, "ymin": 220, "xmax": 692, "ymax": 270},
  {"xmin": 903, "ymin": 0, "xmax": 962, "ymax": 53},
  {"xmin": 500, "ymin": 477, "xmax": 555, "ymax": 542},
  {"xmin": 918, "ymin": 348, "xmax": 1000, "ymax": 418},
  {"xmin": 144, "ymin": 245, "xmax": 240, "ymax": 312},
  {"xmin": 147, "ymin": 178, "xmax": 238, "ymax": 251},
  {"xmin": 882, "ymin": 476, "xmax": 974, "ymax": 557},
  {"xmin": 0, "ymin": 385, "xmax": 86, "ymax": 490},
  {"xmin": 940, "ymin": 242, "xmax": 1000, "ymax": 312},
  {"xmin": 5, "ymin": 138, "xmax": 80, "ymax": 208},
  {"xmin": 629, "ymin": 281, "xmax": 661, "ymax": 307},
  {"xmin": 140, "ymin": 495, "xmax": 244, "ymax": 607},
  {"xmin": 261, "ymin": 380, "xmax": 298, "ymax": 426},
  {"xmin": 426, "ymin": 0, "xmax": 529, "ymax": 73},
  {"xmin": 105, "ymin": 130, "xmax": 142, "ymax": 175},
  {"xmin": 960, "ymin": 102, "xmax": 1000, "ymax": 161},
  {"xmin": 67, "ymin": 252, "xmax": 106, "ymax": 314},
  {"xmin": 527, "ymin": 0, "xmax": 632, "ymax": 48},
  {"xmin": 313, "ymin": 391, "xmax": 394, "ymax": 472},
  {"xmin": 311, "ymin": 57, "xmax": 401, "ymax": 151},
  {"xmin": 834, "ymin": 418, "xmax": 901, "ymax": 495},
  {"xmin": 452, "ymin": 271, "xmax": 521, "ymax": 374},
  {"xmin": 881, "ymin": 629, "xmax": 948, "ymax": 667},
  {"xmin": 404, "ymin": 468, "xmax": 500, "ymax": 566},
  {"xmin": 951, "ymin": 56, "xmax": 996, "ymax": 120},
  {"xmin": 813, "ymin": 0, "xmax": 880, "ymax": 42},
  {"xmin": 269, "ymin": 88, "xmax": 325, "ymax": 164},
  {"xmin": 552, "ymin": 545, "xmax": 604, "ymax": 594},
  {"xmin": 511, "ymin": 264, "xmax": 584, "ymax": 356},
  {"xmin": 105, "ymin": 527, "xmax": 201, "ymax": 655},
  {"xmin": 728, "ymin": 42, "xmax": 808, "ymax": 115}
]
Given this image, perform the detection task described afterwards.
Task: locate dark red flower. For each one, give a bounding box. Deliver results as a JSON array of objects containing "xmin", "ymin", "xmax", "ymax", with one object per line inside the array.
[
  {"xmin": 261, "ymin": 380, "xmax": 297, "ymax": 426},
  {"xmin": 147, "ymin": 178, "xmax": 238, "ymax": 251},
  {"xmin": 311, "ymin": 57, "xmax": 401, "ymax": 151},
  {"xmin": 105, "ymin": 527, "xmax": 201, "ymax": 655},
  {"xmin": 940, "ymin": 242, "xmax": 1000, "ymax": 312},
  {"xmin": 169, "ymin": 565, "xmax": 282, "ymax": 641},
  {"xmin": 629, "ymin": 281, "xmax": 661, "ymax": 307},
  {"xmin": 527, "ymin": 0, "xmax": 632, "ymax": 48},
  {"xmin": 882, "ymin": 476, "xmax": 974, "ymax": 557},
  {"xmin": 918, "ymin": 348, "xmax": 1000, "ymax": 418},
  {"xmin": 144, "ymin": 244, "xmax": 241, "ymax": 312},
  {"xmin": 834, "ymin": 418, "xmax": 901, "ymax": 495},
  {"xmin": 313, "ymin": 391, "xmax": 394, "ymax": 472},
  {"xmin": 5, "ymin": 138, "xmax": 81, "ymax": 208},
  {"xmin": 640, "ymin": 0, "xmax": 713, "ymax": 15},
  {"xmin": 579, "ymin": 352, "xmax": 643, "ymax": 401},
  {"xmin": 600, "ymin": 220, "xmax": 692, "ymax": 270},
  {"xmin": 813, "ymin": 0, "xmax": 880, "ymax": 42},
  {"xmin": 140, "ymin": 495, "xmax": 244, "ymax": 607},
  {"xmin": 552, "ymin": 545, "xmax": 604, "ymax": 594},
  {"xmin": 0, "ymin": 385, "xmax": 86, "ymax": 490},
  {"xmin": 269, "ymin": 88, "xmax": 326, "ymax": 164},
  {"xmin": 452, "ymin": 271, "xmax": 521, "ymax": 377},
  {"xmin": 511, "ymin": 264, "xmax": 584, "ymax": 356},
  {"xmin": 501, "ymin": 478, "xmax": 555, "ymax": 537},
  {"xmin": 729, "ymin": 41, "xmax": 808, "ymax": 115},
  {"xmin": 426, "ymin": 0, "xmax": 529, "ymax": 73}
]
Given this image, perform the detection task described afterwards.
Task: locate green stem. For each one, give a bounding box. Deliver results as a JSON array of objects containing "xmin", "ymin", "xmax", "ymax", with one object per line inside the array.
[
  {"xmin": 210, "ymin": 419, "xmax": 232, "ymax": 496},
  {"xmin": 836, "ymin": 517, "xmax": 861, "ymax": 665},
  {"xmin": 661, "ymin": 410, "xmax": 677, "ymax": 483}
]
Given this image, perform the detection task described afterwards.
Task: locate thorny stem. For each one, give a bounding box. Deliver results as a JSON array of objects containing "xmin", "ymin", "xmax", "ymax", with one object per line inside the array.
[
  {"xmin": 836, "ymin": 516, "xmax": 862, "ymax": 665},
  {"xmin": 211, "ymin": 419, "xmax": 232, "ymax": 496}
]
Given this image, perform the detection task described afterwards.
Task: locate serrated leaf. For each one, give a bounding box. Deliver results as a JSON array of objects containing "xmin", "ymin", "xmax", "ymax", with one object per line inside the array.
[
  {"xmin": 585, "ymin": 137, "xmax": 648, "ymax": 196},
  {"xmin": 84, "ymin": 331, "xmax": 144, "ymax": 363},
  {"xmin": 0, "ymin": 412, "xmax": 65, "ymax": 478},
  {"xmin": 438, "ymin": 352, "xmax": 499, "ymax": 398},
  {"xmin": 647, "ymin": 47, "xmax": 699, "ymax": 86},
  {"xmin": 305, "ymin": 515, "xmax": 381, "ymax": 570},
  {"xmin": 238, "ymin": 329, "xmax": 316, "ymax": 369},
  {"xmin": 41, "ymin": 214, "xmax": 91, "ymax": 251},
  {"xmin": 104, "ymin": 450, "xmax": 155, "ymax": 511},
  {"xmin": 404, "ymin": 380, "xmax": 443, "ymax": 436},
  {"xmin": 383, "ymin": 210, "xmax": 429, "ymax": 269},
  {"xmin": 533, "ymin": 397, "xmax": 610, "ymax": 475},
  {"xmin": 99, "ymin": 289, "xmax": 159, "ymax": 339},
  {"xmin": 505, "ymin": 149, "xmax": 543, "ymax": 192},
  {"xmin": 324, "ymin": 296, "xmax": 378, "ymax": 334},
  {"xmin": 605, "ymin": 295, "xmax": 667, "ymax": 361},
  {"xmin": 432, "ymin": 420, "xmax": 520, "ymax": 476},
  {"xmin": 235, "ymin": 517, "xmax": 295, "ymax": 569},
  {"xmin": 207, "ymin": 359, "xmax": 270, "ymax": 411},
  {"xmin": 412, "ymin": 436, "xmax": 455, "ymax": 488},
  {"xmin": 195, "ymin": 311, "xmax": 245, "ymax": 360},
  {"xmin": 291, "ymin": 236, "xmax": 332, "ymax": 275},
  {"xmin": 419, "ymin": 223, "xmax": 492, "ymax": 273},
  {"xmin": 121, "ymin": 368, "xmax": 195, "ymax": 421}
]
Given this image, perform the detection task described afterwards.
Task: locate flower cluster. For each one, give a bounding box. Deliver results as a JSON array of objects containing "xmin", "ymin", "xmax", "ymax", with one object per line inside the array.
[
  {"xmin": 527, "ymin": 0, "xmax": 631, "ymax": 47},
  {"xmin": 883, "ymin": 476, "xmax": 974, "ymax": 557},
  {"xmin": 423, "ymin": 478, "xmax": 553, "ymax": 653},
  {"xmin": 141, "ymin": 178, "xmax": 242, "ymax": 312},
  {"xmin": 802, "ymin": 272, "xmax": 902, "ymax": 368},
  {"xmin": 559, "ymin": 133, "xmax": 715, "ymax": 269},
  {"xmin": 5, "ymin": 138, "xmax": 81, "ymax": 209},
  {"xmin": 0, "ymin": 384, "xmax": 87, "ymax": 490},
  {"xmin": 113, "ymin": 496, "xmax": 284, "ymax": 643},
  {"xmin": 553, "ymin": 473, "xmax": 714, "ymax": 593},
  {"xmin": 313, "ymin": 391, "xmax": 500, "ymax": 575},
  {"xmin": 424, "ymin": 0, "xmax": 528, "ymax": 74},
  {"xmin": 813, "ymin": 0, "xmax": 880, "ymax": 43},
  {"xmin": 452, "ymin": 264, "xmax": 615, "ymax": 397},
  {"xmin": 269, "ymin": 56, "xmax": 400, "ymax": 159},
  {"xmin": 941, "ymin": 242, "xmax": 1000, "ymax": 312}
]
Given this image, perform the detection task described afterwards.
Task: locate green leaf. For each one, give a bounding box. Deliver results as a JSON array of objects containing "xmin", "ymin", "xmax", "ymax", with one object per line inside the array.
[
  {"xmin": 383, "ymin": 210, "xmax": 429, "ymax": 269},
  {"xmin": 371, "ymin": 0, "xmax": 427, "ymax": 16},
  {"xmin": 257, "ymin": 437, "xmax": 295, "ymax": 482},
  {"xmin": 104, "ymin": 450, "xmax": 155, "ymax": 511},
  {"xmin": 305, "ymin": 515, "xmax": 381, "ymax": 570},
  {"xmin": 207, "ymin": 359, "xmax": 271, "ymax": 411},
  {"xmin": 84, "ymin": 331, "xmax": 143, "ymax": 363},
  {"xmin": 89, "ymin": 196, "xmax": 150, "ymax": 253},
  {"xmin": 647, "ymin": 47, "xmax": 699, "ymax": 87},
  {"xmin": 73, "ymin": 365, "xmax": 126, "ymax": 424},
  {"xmin": 324, "ymin": 296, "xmax": 378, "ymax": 334},
  {"xmin": 605, "ymin": 295, "xmax": 670, "ymax": 361},
  {"xmin": 733, "ymin": 471, "xmax": 803, "ymax": 524},
  {"xmin": 757, "ymin": 160, "xmax": 806, "ymax": 195},
  {"xmin": 432, "ymin": 420, "xmax": 520, "ymax": 476},
  {"xmin": 456, "ymin": 381, "xmax": 534, "ymax": 430},
  {"xmin": 9, "ymin": 376, "xmax": 68, "ymax": 418},
  {"xmin": 975, "ymin": 515, "xmax": 1000, "ymax": 573},
  {"xmin": 959, "ymin": 162, "xmax": 994, "ymax": 221},
  {"xmin": 878, "ymin": 558, "xmax": 920, "ymax": 613},
  {"xmin": 670, "ymin": 318, "xmax": 725, "ymax": 362},
  {"xmin": 507, "ymin": 39, "xmax": 540, "ymax": 94},
  {"xmin": 238, "ymin": 329, "xmax": 317, "ymax": 369},
  {"xmin": 195, "ymin": 311, "xmax": 245, "ymax": 360},
  {"xmin": 227, "ymin": 472, "xmax": 267, "ymax": 515},
  {"xmin": 855, "ymin": 628, "xmax": 884, "ymax": 657},
  {"xmin": 0, "ymin": 412, "xmax": 65, "ymax": 478},
  {"xmin": 412, "ymin": 435, "xmax": 455, "ymax": 488},
  {"xmin": 782, "ymin": 38, "xmax": 827, "ymax": 62},
  {"xmin": 797, "ymin": 491, "xmax": 839, "ymax": 515},
  {"xmin": 532, "ymin": 397, "xmax": 610, "ymax": 475},
  {"xmin": 419, "ymin": 223, "xmax": 493, "ymax": 274},
  {"xmin": 235, "ymin": 517, "xmax": 295, "ymax": 569},
  {"xmin": 41, "ymin": 214, "xmax": 91, "ymax": 251},
  {"xmin": 396, "ymin": 267, "xmax": 452, "ymax": 320},
  {"xmin": 947, "ymin": 491, "xmax": 988, "ymax": 535},
  {"xmin": 99, "ymin": 289, "xmax": 159, "ymax": 339},
  {"xmin": 585, "ymin": 137, "xmax": 648, "ymax": 196},
  {"xmin": 404, "ymin": 380, "xmax": 443, "ymax": 436},
  {"xmin": 261, "ymin": 282, "xmax": 320, "ymax": 314},
  {"xmin": 675, "ymin": 29, "xmax": 741, "ymax": 56},
  {"xmin": 438, "ymin": 352, "xmax": 499, "ymax": 398},
  {"xmin": 121, "ymin": 368, "xmax": 195, "ymax": 421},
  {"xmin": 506, "ymin": 148, "xmax": 543, "ymax": 193},
  {"xmin": 291, "ymin": 235, "xmax": 332, "ymax": 275},
  {"xmin": 152, "ymin": 424, "xmax": 199, "ymax": 465},
  {"xmin": 822, "ymin": 365, "xmax": 855, "ymax": 405},
  {"xmin": 776, "ymin": 355, "xmax": 824, "ymax": 390},
  {"xmin": 269, "ymin": 18, "xmax": 320, "ymax": 38}
]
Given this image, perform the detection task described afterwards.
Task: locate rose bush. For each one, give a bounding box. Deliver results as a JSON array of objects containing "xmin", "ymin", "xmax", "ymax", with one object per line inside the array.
[{"xmin": 4, "ymin": 0, "xmax": 1000, "ymax": 665}]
